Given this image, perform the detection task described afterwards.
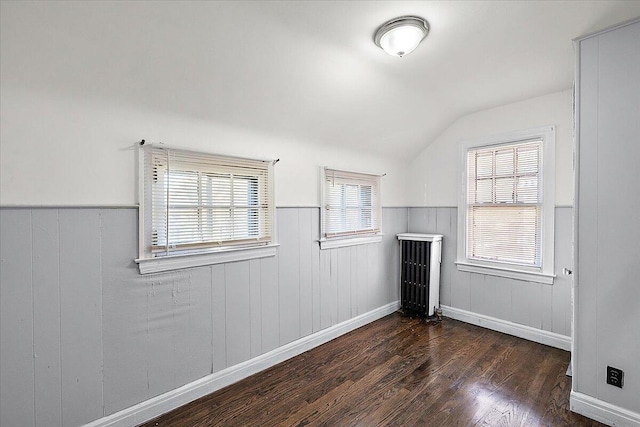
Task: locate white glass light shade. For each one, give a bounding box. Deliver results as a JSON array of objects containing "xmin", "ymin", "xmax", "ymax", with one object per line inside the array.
[
  {"xmin": 374, "ymin": 16, "xmax": 429, "ymax": 57},
  {"xmin": 379, "ymin": 26, "xmax": 424, "ymax": 57}
]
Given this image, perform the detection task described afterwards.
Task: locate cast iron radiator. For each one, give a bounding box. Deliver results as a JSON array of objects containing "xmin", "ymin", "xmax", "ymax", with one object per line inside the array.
[{"xmin": 397, "ymin": 233, "xmax": 442, "ymax": 317}]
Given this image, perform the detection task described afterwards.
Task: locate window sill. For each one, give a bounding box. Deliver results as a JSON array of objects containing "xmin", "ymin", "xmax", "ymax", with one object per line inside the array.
[
  {"xmin": 136, "ymin": 244, "xmax": 278, "ymax": 275},
  {"xmin": 455, "ymin": 261, "xmax": 555, "ymax": 285},
  {"xmin": 319, "ymin": 234, "xmax": 383, "ymax": 250}
]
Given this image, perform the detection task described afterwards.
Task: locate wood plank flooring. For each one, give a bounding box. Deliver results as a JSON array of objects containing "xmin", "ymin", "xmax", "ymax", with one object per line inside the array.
[{"xmin": 140, "ymin": 313, "xmax": 603, "ymax": 427}]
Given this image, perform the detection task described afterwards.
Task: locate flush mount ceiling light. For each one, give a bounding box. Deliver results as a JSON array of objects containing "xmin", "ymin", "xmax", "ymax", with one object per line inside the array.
[{"xmin": 374, "ymin": 16, "xmax": 429, "ymax": 57}]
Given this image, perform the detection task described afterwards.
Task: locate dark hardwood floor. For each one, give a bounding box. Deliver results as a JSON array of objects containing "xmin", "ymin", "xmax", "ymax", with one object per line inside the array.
[{"xmin": 140, "ymin": 313, "xmax": 604, "ymax": 427}]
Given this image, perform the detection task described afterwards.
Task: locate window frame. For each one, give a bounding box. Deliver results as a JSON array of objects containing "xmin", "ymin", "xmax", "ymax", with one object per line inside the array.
[
  {"xmin": 136, "ymin": 144, "xmax": 277, "ymax": 274},
  {"xmin": 319, "ymin": 167, "xmax": 383, "ymax": 250},
  {"xmin": 456, "ymin": 126, "xmax": 556, "ymax": 284}
]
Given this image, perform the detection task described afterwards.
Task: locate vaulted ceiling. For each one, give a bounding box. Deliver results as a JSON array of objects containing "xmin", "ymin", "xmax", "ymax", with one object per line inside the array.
[{"xmin": 3, "ymin": 1, "xmax": 639, "ymax": 160}]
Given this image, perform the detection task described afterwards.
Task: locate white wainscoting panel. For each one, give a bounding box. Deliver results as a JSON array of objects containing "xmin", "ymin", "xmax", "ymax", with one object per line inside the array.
[
  {"xmin": 0, "ymin": 207, "xmax": 406, "ymax": 427},
  {"xmin": 83, "ymin": 301, "xmax": 400, "ymax": 427}
]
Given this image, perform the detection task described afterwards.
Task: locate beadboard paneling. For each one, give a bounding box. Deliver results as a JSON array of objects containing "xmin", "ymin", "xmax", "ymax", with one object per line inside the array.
[
  {"xmin": 0, "ymin": 209, "xmax": 35, "ymax": 427},
  {"xmin": 575, "ymin": 20, "xmax": 640, "ymax": 414},
  {"xmin": 58, "ymin": 209, "xmax": 103, "ymax": 427},
  {"xmin": 0, "ymin": 206, "xmax": 405, "ymax": 426},
  {"xmin": 32, "ymin": 210, "xmax": 62, "ymax": 427}
]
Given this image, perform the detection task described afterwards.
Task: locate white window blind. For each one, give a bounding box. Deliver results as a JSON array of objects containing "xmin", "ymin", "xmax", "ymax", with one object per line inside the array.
[
  {"xmin": 142, "ymin": 146, "xmax": 273, "ymax": 257},
  {"xmin": 466, "ymin": 140, "xmax": 543, "ymax": 267},
  {"xmin": 322, "ymin": 168, "xmax": 381, "ymax": 239}
]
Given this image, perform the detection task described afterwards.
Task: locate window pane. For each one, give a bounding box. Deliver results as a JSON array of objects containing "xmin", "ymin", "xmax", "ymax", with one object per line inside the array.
[
  {"xmin": 232, "ymin": 208, "xmax": 250, "ymax": 238},
  {"xmin": 476, "ymin": 179, "xmax": 493, "ymax": 203},
  {"xmin": 495, "ymin": 177, "xmax": 514, "ymax": 203},
  {"xmin": 476, "ymin": 153, "xmax": 493, "ymax": 178},
  {"xmin": 345, "ymin": 207, "xmax": 360, "ymax": 231},
  {"xmin": 233, "ymin": 177, "xmax": 250, "ymax": 206},
  {"xmin": 233, "ymin": 175, "xmax": 258, "ymax": 207},
  {"xmin": 495, "ymin": 148, "xmax": 514, "ymax": 176},
  {"xmin": 202, "ymin": 174, "xmax": 231, "ymax": 205},
  {"xmin": 168, "ymin": 208, "xmax": 201, "ymax": 245},
  {"xmin": 360, "ymin": 207, "xmax": 372, "ymax": 229},
  {"xmin": 360, "ymin": 185, "xmax": 372, "ymax": 208},
  {"xmin": 468, "ymin": 205, "xmax": 540, "ymax": 266},
  {"xmin": 169, "ymin": 171, "xmax": 199, "ymax": 206},
  {"xmin": 248, "ymin": 208, "xmax": 259, "ymax": 235},
  {"xmin": 517, "ymin": 145, "xmax": 539, "ymax": 174},
  {"xmin": 345, "ymin": 184, "xmax": 359, "ymax": 208},
  {"xmin": 517, "ymin": 176, "xmax": 539, "ymax": 203},
  {"xmin": 202, "ymin": 208, "xmax": 232, "ymax": 241},
  {"xmin": 326, "ymin": 183, "xmax": 342, "ymax": 208}
]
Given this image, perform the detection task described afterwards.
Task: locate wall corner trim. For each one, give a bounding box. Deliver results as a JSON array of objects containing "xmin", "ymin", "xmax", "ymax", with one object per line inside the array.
[
  {"xmin": 82, "ymin": 301, "xmax": 400, "ymax": 427},
  {"xmin": 440, "ymin": 305, "xmax": 571, "ymax": 351},
  {"xmin": 570, "ymin": 391, "xmax": 640, "ymax": 427}
]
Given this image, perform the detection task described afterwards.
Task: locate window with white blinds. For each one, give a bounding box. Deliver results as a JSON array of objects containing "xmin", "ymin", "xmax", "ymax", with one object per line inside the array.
[
  {"xmin": 321, "ymin": 168, "xmax": 382, "ymax": 240},
  {"xmin": 466, "ymin": 141, "xmax": 542, "ymax": 266},
  {"xmin": 141, "ymin": 146, "xmax": 274, "ymax": 258},
  {"xmin": 457, "ymin": 126, "xmax": 555, "ymax": 284}
]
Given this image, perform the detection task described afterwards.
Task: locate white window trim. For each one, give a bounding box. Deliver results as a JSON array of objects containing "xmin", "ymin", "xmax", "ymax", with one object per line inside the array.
[
  {"xmin": 318, "ymin": 234, "xmax": 383, "ymax": 250},
  {"xmin": 135, "ymin": 144, "xmax": 277, "ymax": 275},
  {"xmin": 319, "ymin": 166, "xmax": 383, "ymax": 250},
  {"xmin": 456, "ymin": 126, "xmax": 556, "ymax": 284},
  {"xmin": 454, "ymin": 262, "xmax": 555, "ymax": 284},
  {"xmin": 135, "ymin": 244, "xmax": 278, "ymax": 275}
]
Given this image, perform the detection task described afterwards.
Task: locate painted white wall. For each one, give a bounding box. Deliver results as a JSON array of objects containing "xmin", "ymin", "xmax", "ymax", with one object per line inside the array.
[
  {"xmin": 407, "ymin": 89, "xmax": 574, "ymax": 207},
  {"xmin": 0, "ymin": 1, "xmax": 408, "ymax": 208},
  {"xmin": 0, "ymin": 86, "xmax": 407, "ymax": 207}
]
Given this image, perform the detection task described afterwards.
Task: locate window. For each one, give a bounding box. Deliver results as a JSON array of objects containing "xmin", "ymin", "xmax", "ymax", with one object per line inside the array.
[
  {"xmin": 320, "ymin": 168, "xmax": 382, "ymax": 249},
  {"xmin": 457, "ymin": 127, "xmax": 555, "ymax": 284},
  {"xmin": 136, "ymin": 145, "xmax": 275, "ymax": 274}
]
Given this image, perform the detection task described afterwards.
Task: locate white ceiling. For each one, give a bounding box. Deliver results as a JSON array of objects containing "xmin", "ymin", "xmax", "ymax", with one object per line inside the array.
[{"xmin": 3, "ymin": 1, "xmax": 640, "ymax": 160}]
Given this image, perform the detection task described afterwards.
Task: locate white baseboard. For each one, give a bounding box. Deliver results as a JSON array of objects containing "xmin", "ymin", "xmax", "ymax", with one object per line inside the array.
[
  {"xmin": 571, "ymin": 391, "xmax": 640, "ymax": 427},
  {"xmin": 83, "ymin": 301, "xmax": 400, "ymax": 427},
  {"xmin": 440, "ymin": 305, "xmax": 571, "ymax": 351}
]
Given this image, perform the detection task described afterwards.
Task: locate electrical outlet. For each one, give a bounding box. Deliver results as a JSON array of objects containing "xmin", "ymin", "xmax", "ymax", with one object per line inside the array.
[{"xmin": 607, "ymin": 366, "xmax": 624, "ymax": 388}]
